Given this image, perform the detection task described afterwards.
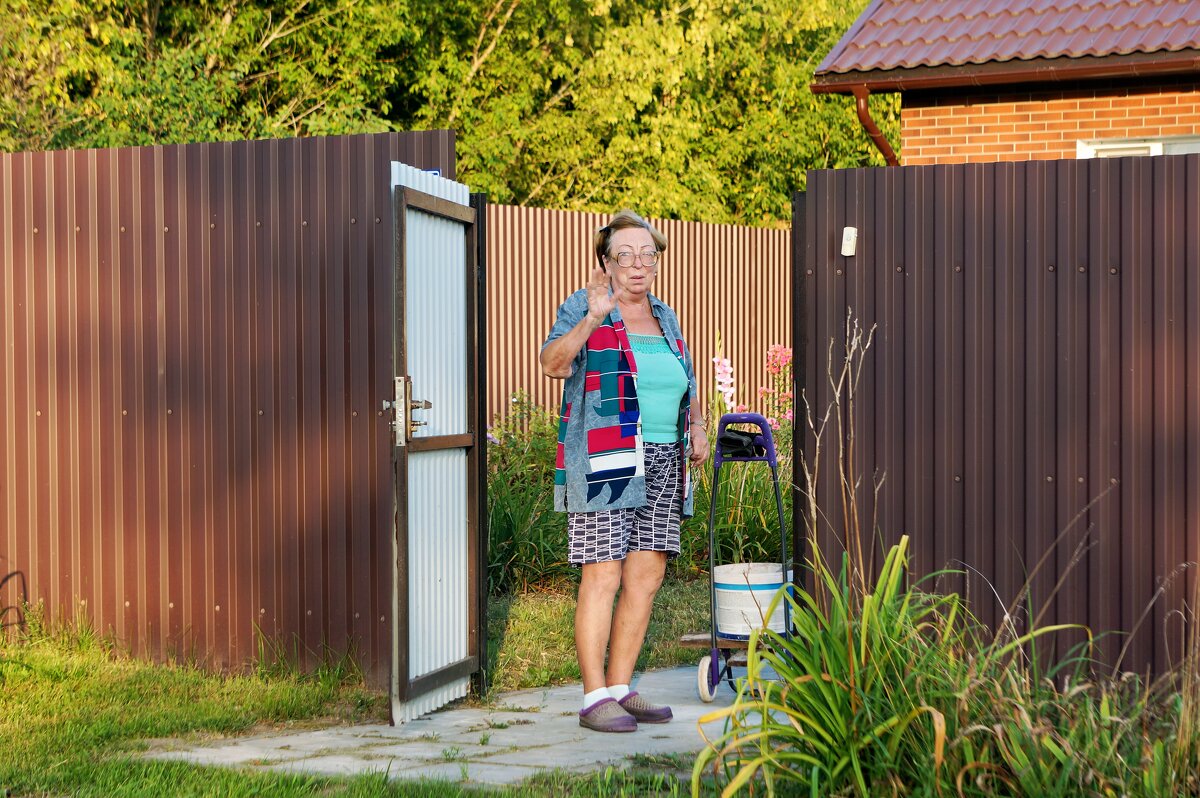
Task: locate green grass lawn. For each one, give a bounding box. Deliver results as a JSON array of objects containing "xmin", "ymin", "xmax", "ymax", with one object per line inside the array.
[
  {"xmin": 486, "ymin": 577, "xmax": 710, "ymax": 694},
  {"xmin": 0, "ymin": 580, "xmax": 710, "ymax": 797}
]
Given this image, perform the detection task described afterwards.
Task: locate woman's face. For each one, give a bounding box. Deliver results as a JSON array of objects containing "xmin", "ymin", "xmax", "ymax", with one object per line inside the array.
[{"xmin": 605, "ymin": 227, "xmax": 659, "ymax": 300}]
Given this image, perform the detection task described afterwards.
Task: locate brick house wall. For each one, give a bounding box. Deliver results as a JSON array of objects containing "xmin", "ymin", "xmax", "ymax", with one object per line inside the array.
[{"xmin": 901, "ymin": 77, "xmax": 1200, "ymax": 165}]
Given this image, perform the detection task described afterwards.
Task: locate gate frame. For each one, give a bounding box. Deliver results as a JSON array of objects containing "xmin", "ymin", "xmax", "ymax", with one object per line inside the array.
[{"xmin": 389, "ymin": 183, "xmax": 489, "ymax": 718}]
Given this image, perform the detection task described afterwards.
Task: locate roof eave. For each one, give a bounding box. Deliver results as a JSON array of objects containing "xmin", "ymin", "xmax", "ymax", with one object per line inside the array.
[{"xmin": 810, "ymin": 50, "xmax": 1200, "ymax": 95}]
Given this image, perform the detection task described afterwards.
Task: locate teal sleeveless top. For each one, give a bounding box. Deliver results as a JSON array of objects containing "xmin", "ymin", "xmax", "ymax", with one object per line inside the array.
[{"xmin": 629, "ymin": 333, "xmax": 689, "ymax": 443}]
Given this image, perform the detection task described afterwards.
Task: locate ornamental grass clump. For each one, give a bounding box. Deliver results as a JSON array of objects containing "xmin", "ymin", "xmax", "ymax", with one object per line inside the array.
[
  {"xmin": 690, "ymin": 536, "xmax": 1195, "ymax": 797},
  {"xmin": 692, "ymin": 535, "xmax": 966, "ymax": 796}
]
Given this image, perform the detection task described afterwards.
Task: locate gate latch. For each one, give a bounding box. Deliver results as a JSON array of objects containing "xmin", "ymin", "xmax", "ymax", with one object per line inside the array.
[
  {"xmin": 382, "ymin": 377, "xmax": 433, "ymax": 444},
  {"xmin": 382, "ymin": 376, "xmax": 410, "ymax": 446},
  {"xmin": 408, "ymin": 395, "xmax": 432, "ymax": 437}
]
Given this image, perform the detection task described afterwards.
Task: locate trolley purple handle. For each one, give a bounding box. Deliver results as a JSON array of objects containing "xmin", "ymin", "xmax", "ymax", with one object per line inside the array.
[{"xmin": 714, "ymin": 412, "xmax": 778, "ymax": 468}]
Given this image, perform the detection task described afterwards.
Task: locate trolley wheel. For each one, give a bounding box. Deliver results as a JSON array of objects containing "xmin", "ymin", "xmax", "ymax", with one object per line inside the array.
[{"xmin": 697, "ymin": 655, "xmax": 718, "ymax": 703}]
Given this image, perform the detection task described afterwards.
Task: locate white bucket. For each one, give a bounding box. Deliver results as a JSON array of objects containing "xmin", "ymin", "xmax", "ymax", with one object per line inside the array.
[{"xmin": 713, "ymin": 562, "xmax": 793, "ymax": 640}]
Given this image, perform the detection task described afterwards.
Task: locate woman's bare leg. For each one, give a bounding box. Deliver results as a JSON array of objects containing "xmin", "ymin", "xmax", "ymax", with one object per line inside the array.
[
  {"xmin": 605, "ymin": 550, "xmax": 667, "ymax": 686},
  {"xmin": 575, "ymin": 560, "xmax": 624, "ymax": 693}
]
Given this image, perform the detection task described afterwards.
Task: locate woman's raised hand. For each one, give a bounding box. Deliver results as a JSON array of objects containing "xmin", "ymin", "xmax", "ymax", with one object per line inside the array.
[{"xmin": 586, "ymin": 263, "xmax": 623, "ymax": 322}]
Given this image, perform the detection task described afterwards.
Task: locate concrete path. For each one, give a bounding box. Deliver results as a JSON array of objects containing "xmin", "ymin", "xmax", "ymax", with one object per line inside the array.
[{"xmin": 147, "ymin": 666, "xmax": 737, "ymax": 788}]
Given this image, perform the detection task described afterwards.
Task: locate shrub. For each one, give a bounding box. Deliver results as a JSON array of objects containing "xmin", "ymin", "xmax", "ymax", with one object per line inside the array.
[{"xmin": 486, "ymin": 394, "xmax": 574, "ymax": 593}]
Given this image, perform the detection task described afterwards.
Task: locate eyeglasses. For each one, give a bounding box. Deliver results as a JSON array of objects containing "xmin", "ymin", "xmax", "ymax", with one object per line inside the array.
[{"xmin": 608, "ymin": 249, "xmax": 660, "ymax": 269}]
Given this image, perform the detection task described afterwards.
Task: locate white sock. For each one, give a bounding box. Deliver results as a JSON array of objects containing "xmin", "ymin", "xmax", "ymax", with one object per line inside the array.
[
  {"xmin": 607, "ymin": 683, "xmax": 631, "ymax": 701},
  {"xmin": 583, "ymin": 687, "xmax": 610, "ymax": 711}
]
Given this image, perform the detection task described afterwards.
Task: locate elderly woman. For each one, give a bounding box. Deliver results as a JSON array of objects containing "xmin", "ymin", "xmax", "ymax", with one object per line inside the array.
[{"xmin": 540, "ymin": 209, "xmax": 709, "ymax": 733}]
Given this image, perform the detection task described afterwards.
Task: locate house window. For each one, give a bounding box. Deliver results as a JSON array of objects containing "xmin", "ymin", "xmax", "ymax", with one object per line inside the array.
[{"xmin": 1077, "ymin": 136, "xmax": 1200, "ymax": 159}]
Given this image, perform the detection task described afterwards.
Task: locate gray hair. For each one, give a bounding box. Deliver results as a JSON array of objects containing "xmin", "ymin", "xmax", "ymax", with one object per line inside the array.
[{"xmin": 593, "ymin": 209, "xmax": 668, "ymax": 266}]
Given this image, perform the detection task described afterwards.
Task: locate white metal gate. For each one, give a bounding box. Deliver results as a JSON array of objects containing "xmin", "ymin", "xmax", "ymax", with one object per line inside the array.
[{"xmin": 388, "ymin": 163, "xmax": 483, "ymax": 723}]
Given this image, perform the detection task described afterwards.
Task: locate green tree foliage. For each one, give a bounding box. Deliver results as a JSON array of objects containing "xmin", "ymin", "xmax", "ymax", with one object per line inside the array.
[
  {"xmin": 0, "ymin": 0, "xmax": 897, "ymax": 225},
  {"xmin": 404, "ymin": 0, "xmax": 895, "ymax": 224},
  {"xmin": 0, "ymin": 0, "xmax": 135, "ymax": 151},
  {"xmin": 1, "ymin": 0, "xmax": 417, "ymax": 149}
]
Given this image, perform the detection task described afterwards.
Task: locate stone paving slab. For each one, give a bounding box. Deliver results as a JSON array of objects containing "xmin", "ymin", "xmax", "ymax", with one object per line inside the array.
[
  {"xmin": 145, "ymin": 665, "xmax": 738, "ymax": 788},
  {"xmin": 393, "ymin": 761, "xmax": 543, "ymax": 786},
  {"xmin": 266, "ymin": 755, "xmax": 396, "ymax": 778}
]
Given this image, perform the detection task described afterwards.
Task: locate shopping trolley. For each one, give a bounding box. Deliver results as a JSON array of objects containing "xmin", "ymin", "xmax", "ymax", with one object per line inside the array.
[{"xmin": 680, "ymin": 412, "xmax": 792, "ymax": 702}]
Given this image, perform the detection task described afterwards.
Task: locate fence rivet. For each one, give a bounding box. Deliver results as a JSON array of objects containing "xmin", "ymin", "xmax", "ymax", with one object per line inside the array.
[
  {"xmin": 1046, "ymin": 475, "xmax": 1054, "ymax": 482},
  {"xmin": 1078, "ymin": 266, "xmax": 1085, "ymax": 273},
  {"xmin": 1077, "ymin": 476, "xmax": 1084, "ymax": 483},
  {"xmin": 1047, "ymin": 264, "xmax": 1055, "ymax": 272},
  {"xmin": 806, "ymin": 269, "xmax": 814, "ymax": 276},
  {"xmin": 307, "ymin": 609, "xmax": 312, "ymax": 616},
  {"xmin": 954, "ymin": 265, "xmax": 962, "ymax": 273},
  {"xmin": 836, "ymin": 269, "xmax": 843, "ymax": 275},
  {"xmin": 375, "ymin": 217, "xmax": 381, "ymax": 224},
  {"xmin": 259, "ymin": 608, "xmax": 266, "ymax": 614},
  {"xmin": 954, "ymin": 475, "xmax": 961, "ymax": 482},
  {"xmin": 1110, "ymin": 267, "xmax": 1118, "ymax": 275},
  {"xmin": 36, "ymin": 410, "xmax": 41, "ymax": 417},
  {"xmin": 120, "ymin": 226, "xmax": 126, "ymax": 233},
  {"xmin": 75, "ymin": 226, "xmax": 80, "ymax": 232},
  {"xmin": 380, "ymin": 615, "xmax": 386, "ymax": 622},
  {"xmin": 215, "ymin": 605, "xmax": 220, "ymax": 612},
  {"xmin": 210, "ymin": 223, "xmax": 215, "ymax": 229},
  {"xmin": 895, "ymin": 266, "xmax": 903, "ymax": 273},
  {"xmin": 122, "ymin": 410, "xmax": 127, "ymax": 416},
  {"xmin": 256, "ymin": 221, "xmax": 262, "ymax": 228},
  {"xmin": 352, "ymin": 410, "xmax": 358, "ymax": 417},
  {"xmin": 167, "ymin": 409, "xmax": 173, "ymax": 415},
  {"xmin": 302, "ymin": 220, "xmax": 308, "ymax": 227},
  {"xmin": 258, "ymin": 409, "xmax": 264, "ymax": 415},
  {"xmin": 164, "ymin": 226, "xmax": 170, "ymax": 233},
  {"xmin": 169, "ymin": 602, "xmax": 174, "ymax": 609},
  {"xmin": 125, "ymin": 601, "xmax": 130, "ymax": 607},
  {"xmin": 351, "ymin": 218, "xmax": 357, "ymax": 224},
  {"xmin": 33, "ymin": 227, "xmax": 38, "ymax": 234},
  {"xmin": 1110, "ymin": 477, "xmax": 1118, "ymax": 485},
  {"xmin": 355, "ymin": 612, "xmax": 360, "ymax": 619}
]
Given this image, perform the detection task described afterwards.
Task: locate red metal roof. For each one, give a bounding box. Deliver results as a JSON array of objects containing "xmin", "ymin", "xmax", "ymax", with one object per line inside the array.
[{"xmin": 815, "ymin": 0, "xmax": 1200, "ymax": 82}]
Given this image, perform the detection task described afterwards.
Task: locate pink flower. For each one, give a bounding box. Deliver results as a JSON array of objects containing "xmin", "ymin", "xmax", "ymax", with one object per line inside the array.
[
  {"xmin": 713, "ymin": 356, "xmax": 737, "ymax": 410},
  {"xmin": 766, "ymin": 345, "xmax": 793, "ymax": 373}
]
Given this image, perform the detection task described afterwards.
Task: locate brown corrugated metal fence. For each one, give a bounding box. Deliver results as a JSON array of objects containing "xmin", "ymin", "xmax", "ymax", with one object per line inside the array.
[
  {"xmin": 796, "ymin": 156, "xmax": 1200, "ymax": 675},
  {"xmin": 486, "ymin": 205, "xmax": 792, "ymax": 422},
  {"xmin": 0, "ymin": 131, "xmax": 456, "ymax": 686}
]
